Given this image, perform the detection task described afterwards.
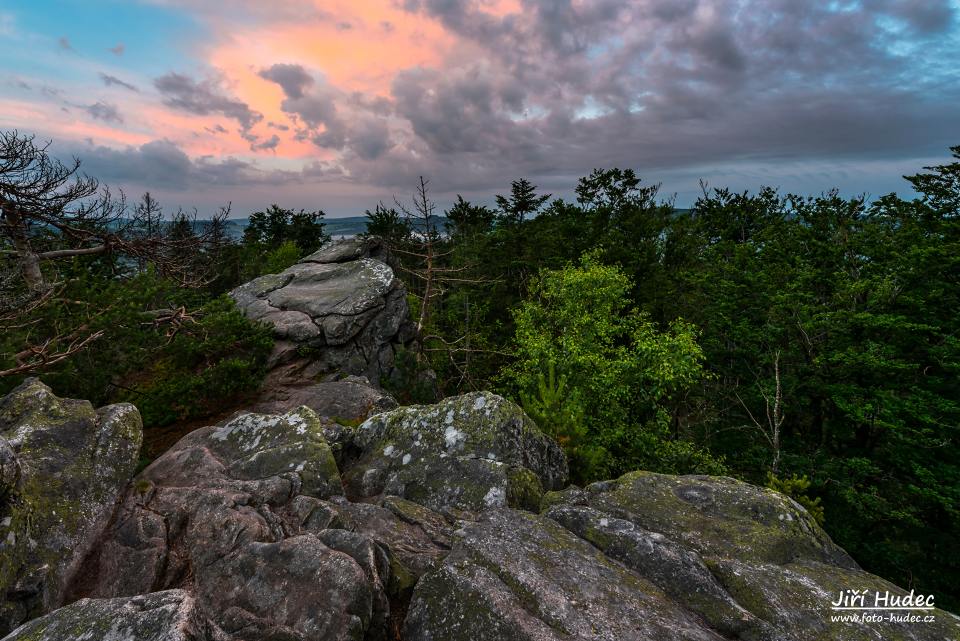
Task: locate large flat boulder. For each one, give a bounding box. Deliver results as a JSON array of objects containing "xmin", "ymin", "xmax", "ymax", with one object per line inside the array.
[
  {"xmin": 0, "ymin": 379, "xmax": 142, "ymax": 635},
  {"xmin": 230, "ymin": 238, "xmax": 415, "ymax": 386},
  {"xmin": 404, "ymin": 508, "xmax": 726, "ymax": 641}
]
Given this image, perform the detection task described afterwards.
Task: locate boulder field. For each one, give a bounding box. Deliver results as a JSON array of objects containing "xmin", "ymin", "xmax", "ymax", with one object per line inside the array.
[{"xmin": 0, "ymin": 381, "xmax": 957, "ymax": 641}]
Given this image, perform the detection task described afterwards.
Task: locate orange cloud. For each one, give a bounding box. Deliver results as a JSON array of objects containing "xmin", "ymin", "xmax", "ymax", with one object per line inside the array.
[
  {"xmin": 202, "ymin": 0, "xmax": 465, "ymax": 157},
  {"xmin": 210, "ymin": 2, "xmax": 456, "ymax": 92}
]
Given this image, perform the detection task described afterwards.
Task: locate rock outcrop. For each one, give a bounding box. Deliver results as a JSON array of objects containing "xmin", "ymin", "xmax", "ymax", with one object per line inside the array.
[
  {"xmin": 0, "ymin": 379, "xmax": 142, "ymax": 636},
  {"xmin": 230, "ymin": 237, "xmax": 415, "ymax": 386},
  {"xmin": 1, "ymin": 382, "xmax": 957, "ymax": 641},
  {"xmin": 56, "ymin": 393, "xmax": 562, "ymax": 640},
  {"xmin": 535, "ymin": 472, "xmax": 960, "ymax": 641}
]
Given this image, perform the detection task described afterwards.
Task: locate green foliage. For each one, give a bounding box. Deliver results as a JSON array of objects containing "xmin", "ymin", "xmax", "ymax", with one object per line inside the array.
[
  {"xmin": 364, "ymin": 202, "xmax": 412, "ymax": 245},
  {"xmin": 495, "ymin": 178, "xmax": 551, "ymax": 224},
  {"xmin": 378, "ymin": 151, "xmax": 960, "ymax": 608},
  {"xmin": 445, "ymin": 195, "xmax": 495, "ymax": 239},
  {"xmin": 519, "ymin": 363, "xmax": 602, "ymax": 480},
  {"xmin": 0, "ymin": 268, "xmax": 273, "ymax": 429},
  {"xmin": 243, "ymin": 204, "xmax": 329, "ymax": 254},
  {"xmin": 670, "ymin": 179, "xmax": 960, "ymax": 610},
  {"xmin": 119, "ymin": 295, "xmax": 274, "ymax": 427},
  {"xmin": 216, "ymin": 205, "xmax": 333, "ymax": 285},
  {"xmin": 903, "ymin": 145, "xmax": 960, "ymax": 214},
  {"xmin": 383, "ymin": 346, "xmax": 438, "ymax": 405},
  {"xmin": 766, "ymin": 473, "xmax": 825, "ymax": 525},
  {"xmin": 506, "ymin": 254, "xmax": 723, "ymax": 482},
  {"xmin": 262, "ymin": 240, "xmax": 302, "ymax": 275}
]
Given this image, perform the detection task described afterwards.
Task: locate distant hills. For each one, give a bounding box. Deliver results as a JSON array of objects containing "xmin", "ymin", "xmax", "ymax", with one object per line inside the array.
[
  {"xmin": 206, "ymin": 215, "xmax": 372, "ymax": 241},
  {"xmin": 205, "ymin": 215, "xmax": 451, "ymax": 241}
]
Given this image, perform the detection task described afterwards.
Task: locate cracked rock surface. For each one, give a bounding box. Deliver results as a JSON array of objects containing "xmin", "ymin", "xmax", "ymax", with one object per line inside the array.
[
  {"xmin": 230, "ymin": 237, "xmax": 415, "ymax": 386},
  {"xmin": 1, "ymin": 383, "xmax": 958, "ymax": 641}
]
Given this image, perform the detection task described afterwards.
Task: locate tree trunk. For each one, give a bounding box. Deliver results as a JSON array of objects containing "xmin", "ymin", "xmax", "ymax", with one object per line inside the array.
[{"xmin": 2, "ymin": 203, "xmax": 45, "ymax": 292}]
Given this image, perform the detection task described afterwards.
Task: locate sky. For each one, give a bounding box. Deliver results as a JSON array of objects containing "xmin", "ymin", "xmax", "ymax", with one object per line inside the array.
[{"xmin": 1, "ymin": 0, "xmax": 959, "ymax": 217}]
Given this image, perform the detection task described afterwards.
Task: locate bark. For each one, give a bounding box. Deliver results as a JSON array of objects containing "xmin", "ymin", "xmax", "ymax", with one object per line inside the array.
[{"xmin": 1, "ymin": 203, "xmax": 45, "ymax": 292}]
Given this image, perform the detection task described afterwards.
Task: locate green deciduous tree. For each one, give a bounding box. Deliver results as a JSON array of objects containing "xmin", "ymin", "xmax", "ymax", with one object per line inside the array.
[{"xmin": 506, "ymin": 253, "xmax": 723, "ymax": 482}]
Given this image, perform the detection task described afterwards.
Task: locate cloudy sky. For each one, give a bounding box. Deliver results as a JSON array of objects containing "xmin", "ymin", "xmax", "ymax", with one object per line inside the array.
[{"xmin": 2, "ymin": 0, "xmax": 959, "ymax": 216}]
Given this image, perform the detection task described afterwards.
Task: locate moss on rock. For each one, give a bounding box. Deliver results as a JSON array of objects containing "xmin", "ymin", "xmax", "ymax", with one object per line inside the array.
[{"xmin": 0, "ymin": 379, "xmax": 142, "ymax": 635}]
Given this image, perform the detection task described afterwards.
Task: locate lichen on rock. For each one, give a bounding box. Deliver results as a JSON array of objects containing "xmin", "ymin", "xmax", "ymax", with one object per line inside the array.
[
  {"xmin": 342, "ymin": 391, "xmax": 568, "ymax": 513},
  {"xmin": 1, "ymin": 590, "xmax": 205, "ymax": 641},
  {"xmin": 0, "ymin": 379, "xmax": 142, "ymax": 636}
]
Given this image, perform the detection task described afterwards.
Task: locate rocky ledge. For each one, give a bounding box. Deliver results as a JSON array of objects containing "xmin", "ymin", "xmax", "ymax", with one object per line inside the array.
[
  {"xmin": 1, "ymin": 381, "xmax": 957, "ymax": 641},
  {"xmin": 229, "ymin": 238, "xmax": 416, "ymax": 387}
]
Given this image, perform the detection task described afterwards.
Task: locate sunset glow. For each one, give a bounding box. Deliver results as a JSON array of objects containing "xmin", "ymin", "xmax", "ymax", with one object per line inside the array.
[{"xmin": 2, "ymin": 1, "xmax": 958, "ymax": 214}]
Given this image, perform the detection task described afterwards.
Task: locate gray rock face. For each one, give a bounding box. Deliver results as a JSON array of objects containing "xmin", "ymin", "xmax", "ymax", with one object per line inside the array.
[
  {"xmin": 71, "ymin": 392, "xmax": 568, "ymax": 640},
  {"xmin": 344, "ymin": 392, "xmax": 569, "ymax": 513},
  {"xmin": 79, "ymin": 407, "xmax": 372, "ymax": 640},
  {"xmin": 76, "ymin": 405, "xmax": 457, "ymax": 641},
  {"xmin": 1, "ymin": 590, "xmax": 205, "ymax": 641},
  {"xmin": 405, "ymin": 508, "xmax": 728, "ymax": 641},
  {"xmin": 0, "ymin": 379, "xmax": 142, "ymax": 635},
  {"xmin": 5, "ymin": 381, "xmax": 957, "ymax": 641},
  {"xmin": 533, "ymin": 472, "xmax": 960, "ymax": 641},
  {"xmin": 230, "ymin": 237, "xmax": 415, "ymax": 386}
]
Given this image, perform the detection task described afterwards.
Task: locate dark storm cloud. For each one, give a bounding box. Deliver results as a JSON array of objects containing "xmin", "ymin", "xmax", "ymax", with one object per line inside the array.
[
  {"xmin": 78, "ymin": 140, "xmax": 196, "ymax": 189},
  {"xmin": 257, "ymin": 65, "xmax": 349, "ymax": 148},
  {"xmin": 74, "ymin": 140, "xmax": 298, "ymax": 190},
  {"xmin": 251, "ymin": 134, "xmax": 281, "ymax": 152},
  {"xmin": 258, "ymin": 65, "xmax": 393, "ymax": 158},
  {"xmin": 154, "ymin": 72, "xmax": 263, "ymax": 131},
  {"xmin": 99, "ymin": 73, "xmax": 139, "ymax": 92},
  {"xmin": 372, "ymin": 0, "xmax": 960, "ymax": 193},
  {"xmin": 391, "ymin": 65, "xmax": 536, "ymax": 156},
  {"xmin": 349, "ymin": 117, "xmax": 393, "ymax": 160},
  {"xmin": 72, "ymin": 0, "xmax": 958, "ymax": 207},
  {"xmin": 258, "ymin": 63, "xmax": 314, "ymax": 99}
]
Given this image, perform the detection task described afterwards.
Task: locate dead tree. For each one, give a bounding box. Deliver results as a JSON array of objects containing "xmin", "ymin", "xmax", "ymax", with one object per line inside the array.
[
  {"xmin": 736, "ymin": 350, "xmax": 786, "ymax": 474},
  {"xmin": 0, "ymin": 130, "xmax": 224, "ymax": 295},
  {"xmin": 390, "ymin": 177, "xmax": 496, "ymax": 390},
  {"xmin": 0, "ymin": 130, "xmax": 230, "ymax": 378},
  {"xmin": 393, "ymin": 176, "xmax": 453, "ymax": 333}
]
